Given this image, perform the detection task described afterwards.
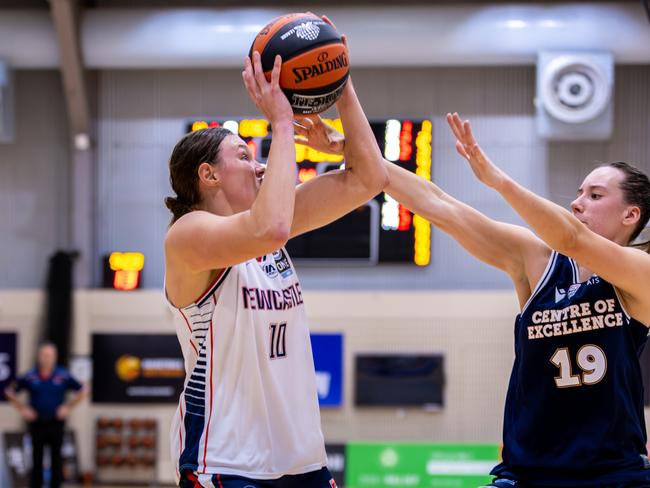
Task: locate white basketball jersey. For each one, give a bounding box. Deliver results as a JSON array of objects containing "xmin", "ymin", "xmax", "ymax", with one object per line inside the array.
[{"xmin": 167, "ymin": 248, "xmax": 327, "ymax": 482}]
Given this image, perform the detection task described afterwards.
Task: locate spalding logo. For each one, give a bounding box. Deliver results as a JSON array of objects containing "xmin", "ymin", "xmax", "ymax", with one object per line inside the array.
[{"xmin": 292, "ymin": 53, "xmax": 348, "ymax": 83}]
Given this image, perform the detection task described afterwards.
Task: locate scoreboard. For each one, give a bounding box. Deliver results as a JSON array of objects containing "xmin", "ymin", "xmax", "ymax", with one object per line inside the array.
[{"xmin": 187, "ymin": 118, "xmax": 432, "ymax": 266}]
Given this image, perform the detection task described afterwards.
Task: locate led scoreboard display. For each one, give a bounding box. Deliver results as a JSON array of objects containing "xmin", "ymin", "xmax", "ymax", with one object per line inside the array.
[{"xmin": 187, "ymin": 118, "xmax": 432, "ymax": 266}]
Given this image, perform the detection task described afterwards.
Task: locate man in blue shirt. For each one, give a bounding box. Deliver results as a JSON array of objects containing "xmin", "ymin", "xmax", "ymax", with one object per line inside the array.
[{"xmin": 4, "ymin": 342, "xmax": 87, "ymax": 488}]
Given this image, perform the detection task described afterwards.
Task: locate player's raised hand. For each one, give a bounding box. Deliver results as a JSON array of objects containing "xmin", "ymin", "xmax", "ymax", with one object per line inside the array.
[
  {"xmin": 242, "ymin": 52, "xmax": 293, "ymax": 126},
  {"xmin": 293, "ymin": 115, "xmax": 345, "ymax": 155},
  {"xmin": 446, "ymin": 112, "xmax": 506, "ymax": 189}
]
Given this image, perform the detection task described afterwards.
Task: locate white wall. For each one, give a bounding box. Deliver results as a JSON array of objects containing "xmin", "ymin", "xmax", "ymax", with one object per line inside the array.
[
  {"xmin": 0, "ymin": 71, "xmax": 71, "ymax": 288},
  {"xmin": 0, "ymin": 289, "xmax": 521, "ymax": 484}
]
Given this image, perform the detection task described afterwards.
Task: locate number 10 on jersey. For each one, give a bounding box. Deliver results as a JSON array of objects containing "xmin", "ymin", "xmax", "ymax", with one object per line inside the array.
[{"xmin": 269, "ymin": 322, "xmax": 287, "ymax": 359}]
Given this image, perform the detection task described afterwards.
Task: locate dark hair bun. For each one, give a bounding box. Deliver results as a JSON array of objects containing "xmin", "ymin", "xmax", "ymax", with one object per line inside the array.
[{"xmin": 165, "ymin": 196, "xmax": 193, "ymax": 222}]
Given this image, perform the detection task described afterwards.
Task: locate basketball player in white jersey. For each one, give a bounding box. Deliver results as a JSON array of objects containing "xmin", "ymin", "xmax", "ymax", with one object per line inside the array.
[{"xmin": 163, "ymin": 45, "xmax": 387, "ymax": 487}]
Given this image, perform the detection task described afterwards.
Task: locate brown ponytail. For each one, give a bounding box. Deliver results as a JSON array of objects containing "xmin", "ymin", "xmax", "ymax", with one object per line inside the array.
[
  {"xmin": 165, "ymin": 127, "xmax": 232, "ymax": 224},
  {"xmin": 631, "ymin": 228, "xmax": 650, "ymax": 254},
  {"xmin": 164, "ymin": 196, "xmax": 195, "ymax": 223},
  {"xmin": 602, "ymin": 162, "xmax": 650, "ymax": 248}
]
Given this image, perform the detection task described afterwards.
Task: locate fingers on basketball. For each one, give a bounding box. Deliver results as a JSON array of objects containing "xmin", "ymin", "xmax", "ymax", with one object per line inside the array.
[
  {"xmin": 271, "ymin": 55, "xmax": 282, "ymax": 86},
  {"xmin": 293, "ymin": 121, "xmax": 309, "ymax": 137},
  {"xmin": 252, "ymin": 52, "xmax": 268, "ymax": 89},
  {"xmin": 321, "ymin": 15, "xmax": 339, "ymax": 33}
]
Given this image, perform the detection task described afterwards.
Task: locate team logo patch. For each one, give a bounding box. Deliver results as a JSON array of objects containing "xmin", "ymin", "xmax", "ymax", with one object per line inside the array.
[
  {"xmin": 272, "ymin": 249, "xmax": 294, "ymax": 278},
  {"xmin": 554, "ymin": 283, "xmax": 582, "ymax": 303},
  {"xmin": 257, "ymin": 250, "xmax": 294, "ymax": 279},
  {"xmin": 567, "ymin": 283, "xmax": 581, "ymax": 299}
]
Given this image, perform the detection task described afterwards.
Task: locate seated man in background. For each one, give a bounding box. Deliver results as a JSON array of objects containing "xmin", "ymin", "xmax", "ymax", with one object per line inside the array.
[{"xmin": 4, "ymin": 342, "xmax": 88, "ymax": 488}]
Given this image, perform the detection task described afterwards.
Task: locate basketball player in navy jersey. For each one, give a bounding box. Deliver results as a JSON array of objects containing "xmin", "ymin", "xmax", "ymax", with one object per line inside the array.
[
  {"xmin": 300, "ymin": 113, "xmax": 650, "ymax": 487},
  {"xmin": 163, "ymin": 43, "xmax": 387, "ymax": 487}
]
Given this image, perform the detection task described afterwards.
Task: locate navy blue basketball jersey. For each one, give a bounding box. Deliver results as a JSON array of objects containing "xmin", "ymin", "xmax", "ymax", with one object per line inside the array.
[{"xmin": 491, "ymin": 251, "xmax": 650, "ymax": 487}]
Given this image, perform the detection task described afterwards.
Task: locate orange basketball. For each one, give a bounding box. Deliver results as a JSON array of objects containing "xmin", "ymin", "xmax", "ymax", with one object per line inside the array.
[{"xmin": 249, "ymin": 13, "xmax": 349, "ymax": 114}]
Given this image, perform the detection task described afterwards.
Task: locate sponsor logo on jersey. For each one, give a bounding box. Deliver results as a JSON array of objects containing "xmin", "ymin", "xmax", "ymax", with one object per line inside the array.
[
  {"xmin": 554, "ymin": 283, "xmax": 581, "ymax": 303},
  {"xmin": 568, "ymin": 283, "xmax": 581, "ymax": 298},
  {"xmin": 272, "ymin": 249, "xmax": 294, "ymax": 278},
  {"xmin": 256, "ymin": 252, "xmax": 293, "ymax": 279},
  {"xmin": 258, "ymin": 255, "xmax": 279, "ymax": 278}
]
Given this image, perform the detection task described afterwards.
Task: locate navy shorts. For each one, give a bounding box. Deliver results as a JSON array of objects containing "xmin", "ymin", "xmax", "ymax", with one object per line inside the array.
[{"xmin": 179, "ymin": 467, "xmax": 337, "ymax": 488}]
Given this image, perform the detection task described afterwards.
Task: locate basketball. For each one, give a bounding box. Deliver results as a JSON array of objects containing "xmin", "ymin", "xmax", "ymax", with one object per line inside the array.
[{"xmin": 249, "ymin": 12, "xmax": 349, "ymax": 114}]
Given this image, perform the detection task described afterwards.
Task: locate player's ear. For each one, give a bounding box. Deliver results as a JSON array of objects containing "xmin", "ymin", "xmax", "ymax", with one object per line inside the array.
[
  {"xmin": 198, "ymin": 162, "xmax": 221, "ymax": 187},
  {"xmin": 622, "ymin": 205, "xmax": 640, "ymax": 230}
]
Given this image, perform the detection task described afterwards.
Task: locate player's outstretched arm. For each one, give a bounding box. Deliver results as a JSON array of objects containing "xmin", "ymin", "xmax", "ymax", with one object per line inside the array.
[
  {"xmin": 293, "ymin": 111, "xmax": 549, "ymax": 306},
  {"xmin": 448, "ymin": 112, "xmax": 650, "ymax": 322},
  {"xmin": 289, "ymin": 77, "xmax": 388, "ymax": 238},
  {"xmin": 384, "ymin": 160, "xmax": 550, "ymax": 308}
]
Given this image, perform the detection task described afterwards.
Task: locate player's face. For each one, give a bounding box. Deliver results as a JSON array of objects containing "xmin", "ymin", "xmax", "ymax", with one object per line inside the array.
[
  {"xmin": 215, "ymin": 134, "xmax": 265, "ymax": 212},
  {"xmin": 570, "ymin": 166, "xmax": 634, "ymax": 243}
]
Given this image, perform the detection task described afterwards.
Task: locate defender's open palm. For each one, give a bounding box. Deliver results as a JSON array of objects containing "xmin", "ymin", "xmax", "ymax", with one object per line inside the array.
[
  {"xmin": 447, "ymin": 112, "xmax": 505, "ymax": 189},
  {"xmin": 242, "ymin": 52, "xmax": 293, "ymax": 125},
  {"xmin": 294, "ymin": 115, "xmax": 345, "ymax": 155}
]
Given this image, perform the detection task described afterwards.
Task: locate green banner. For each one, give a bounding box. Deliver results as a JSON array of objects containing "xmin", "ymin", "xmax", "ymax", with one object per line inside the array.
[{"xmin": 346, "ymin": 443, "xmax": 500, "ymax": 488}]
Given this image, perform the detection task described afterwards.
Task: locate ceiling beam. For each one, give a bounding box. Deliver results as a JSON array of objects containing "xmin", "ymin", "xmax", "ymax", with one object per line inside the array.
[
  {"xmin": 50, "ymin": 0, "xmax": 95, "ymax": 288},
  {"xmin": 49, "ymin": 0, "xmax": 90, "ymax": 136}
]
